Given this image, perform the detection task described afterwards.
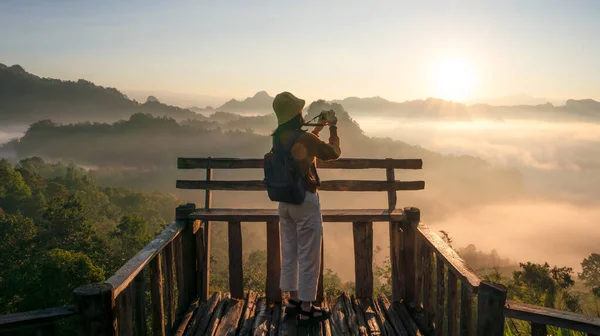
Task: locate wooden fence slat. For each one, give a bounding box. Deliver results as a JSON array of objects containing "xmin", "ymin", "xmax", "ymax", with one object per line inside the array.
[
  {"xmin": 531, "ymin": 322, "xmax": 547, "ymax": 336},
  {"xmin": 435, "ymin": 256, "xmax": 445, "ymax": 336},
  {"xmin": 174, "ymin": 236, "xmax": 185, "ymax": 318},
  {"xmin": 389, "ymin": 221, "xmax": 405, "ymax": 302},
  {"xmin": 460, "ymin": 282, "xmax": 474, "ymax": 336},
  {"xmin": 164, "ymin": 242, "xmax": 175, "ymax": 330},
  {"xmin": 134, "ymin": 270, "xmax": 147, "ymax": 336},
  {"xmin": 447, "ymin": 271, "xmax": 458, "ymax": 336},
  {"xmin": 422, "ymin": 243, "xmax": 434, "ymax": 327},
  {"xmin": 202, "ymin": 221, "xmax": 211, "ymax": 303},
  {"xmin": 386, "ymin": 165, "xmax": 397, "ymax": 210},
  {"xmin": 414, "ymin": 237, "xmax": 423, "ymax": 308},
  {"xmin": 228, "ymin": 221, "xmax": 244, "ymax": 299},
  {"xmin": 177, "ymin": 157, "xmax": 423, "ymax": 170},
  {"xmin": 266, "ymin": 220, "xmax": 282, "ymax": 302},
  {"xmin": 195, "ymin": 224, "xmax": 205, "ymax": 302},
  {"xmin": 176, "ymin": 179, "xmax": 425, "ymax": 192},
  {"xmin": 476, "ymin": 281, "xmax": 507, "ymax": 336},
  {"xmin": 117, "ymin": 285, "xmax": 133, "ymax": 336},
  {"xmin": 402, "ymin": 214, "xmax": 417, "ymax": 305},
  {"xmin": 504, "ymin": 301, "xmax": 600, "ymax": 334},
  {"xmin": 150, "ymin": 253, "xmax": 165, "ymax": 336},
  {"xmin": 0, "ymin": 306, "xmax": 76, "ymax": 333},
  {"xmin": 353, "ymin": 221, "xmax": 374, "ymax": 300}
]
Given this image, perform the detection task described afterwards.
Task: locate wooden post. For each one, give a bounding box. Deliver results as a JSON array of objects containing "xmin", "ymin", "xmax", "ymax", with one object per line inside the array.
[
  {"xmin": 353, "ymin": 221, "xmax": 374, "ymax": 300},
  {"xmin": 73, "ymin": 282, "xmax": 116, "ymax": 336},
  {"xmin": 228, "ymin": 221, "xmax": 244, "ymax": 299},
  {"xmin": 134, "ymin": 270, "xmax": 147, "ymax": 336},
  {"xmin": 385, "ymin": 163, "xmax": 397, "ymax": 211},
  {"xmin": 531, "ymin": 323, "xmax": 547, "ymax": 336},
  {"xmin": 164, "ymin": 242, "xmax": 175, "ymax": 330},
  {"xmin": 195, "ymin": 224, "xmax": 205, "ymax": 301},
  {"xmin": 117, "ymin": 285, "xmax": 133, "ymax": 336},
  {"xmin": 266, "ymin": 220, "xmax": 282, "ymax": 302},
  {"xmin": 435, "ymin": 255, "xmax": 445, "ymax": 336},
  {"xmin": 150, "ymin": 253, "xmax": 165, "ymax": 336},
  {"xmin": 173, "ymin": 236, "xmax": 185, "ymax": 317},
  {"xmin": 476, "ymin": 281, "xmax": 507, "ymax": 336},
  {"xmin": 176, "ymin": 203, "xmax": 197, "ymax": 309},
  {"xmin": 389, "ymin": 220, "xmax": 405, "ymax": 302},
  {"xmin": 460, "ymin": 283, "xmax": 474, "ymax": 336},
  {"xmin": 447, "ymin": 271, "xmax": 458, "ymax": 336},
  {"xmin": 403, "ymin": 207, "xmax": 420, "ymax": 305},
  {"xmin": 202, "ymin": 161, "xmax": 213, "ymax": 302}
]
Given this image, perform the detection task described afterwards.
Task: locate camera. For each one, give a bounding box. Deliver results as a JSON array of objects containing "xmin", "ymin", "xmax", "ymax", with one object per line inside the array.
[{"xmin": 319, "ymin": 109, "xmax": 336, "ymax": 121}]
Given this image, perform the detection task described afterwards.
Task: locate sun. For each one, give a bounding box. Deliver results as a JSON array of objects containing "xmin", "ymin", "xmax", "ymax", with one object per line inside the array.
[{"xmin": 430, "ymin": 57, "xmax": 477, "ymax": 102}]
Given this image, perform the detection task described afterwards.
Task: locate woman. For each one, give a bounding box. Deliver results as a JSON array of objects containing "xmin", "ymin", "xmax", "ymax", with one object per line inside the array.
[{"xmin": 271, "ymin": 91, "xmax": 341, "ymax": 326}]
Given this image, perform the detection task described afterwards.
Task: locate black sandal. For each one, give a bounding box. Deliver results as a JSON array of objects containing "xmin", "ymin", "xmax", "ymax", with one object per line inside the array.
[
  {"xmin": 285, "ymin": 299, "xmax": 302, "ymax": 316},
  {"xmin": 297, "ymin": 305, "xmax": 331, "ymax": 327}
]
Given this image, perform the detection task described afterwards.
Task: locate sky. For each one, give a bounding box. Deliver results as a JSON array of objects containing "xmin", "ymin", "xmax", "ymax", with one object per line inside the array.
[{"xmin": 2, "ymin": 0, "xmax": 600, "ymax": 103}]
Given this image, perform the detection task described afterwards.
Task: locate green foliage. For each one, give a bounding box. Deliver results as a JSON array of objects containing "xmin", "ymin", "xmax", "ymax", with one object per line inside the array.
[
  {"xmin": 579, "ymin": 253, "xmax": 600, "ymax": 289},
  {"xmin": 0, "ymin": 157, "xmax": 182, "ymax": 313}
]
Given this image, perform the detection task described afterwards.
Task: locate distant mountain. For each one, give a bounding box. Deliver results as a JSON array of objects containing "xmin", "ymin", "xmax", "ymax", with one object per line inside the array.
[
  {"xmin": 217, "ymin": 91, "xmax": 273, "ymax": 111},
  {"xmin": 468, "ymin": 94, "xmax": 564, "ymax": 106},
  {"xmin": 0, "ymin": 63, "xmax": 203, "ymax": 125}
]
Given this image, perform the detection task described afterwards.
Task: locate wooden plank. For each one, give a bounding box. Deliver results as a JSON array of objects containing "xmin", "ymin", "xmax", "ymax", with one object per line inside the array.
[
  {"xmin": 372, "ymin": 295, "xmax": 393, "ymax": 336},
  {"xmin": 355, "ymin": 298, "xmax": 381, "ymax": 336},
  {"xmin": 134, "ymin": 270, "xmax": 147, "ymax": 336},
  {"xmin": 214, "ymin": 298, "xmax": 245, "ymax": 336},
  {"xmin": 389, "ymin": 221, "xmax": 405, "ymax": 302},
  {"xmin": 106, "ymin": 220, "xmax": 185, "ymax": 297},
  {"xmin": 164, "ymin": 242, "xmax": 175, "ymax": 330},
  {"xmin": 447, "ymin": 271, "xmax": 458, "ymax": 336},
  {"xmin": 239, "ymin": 291, "xmax": 259, "ymax": 336},
  {"xmin": 331, "ymin": 294, "xmax": 351, "ymax": 336},
  {"xmin": 435, "ymin": 255, "xmax": 445, "ymax": 336},
  {"xmin": 476, "ymin": 281, "xmax": 507, "ymax": 336},
  {"xmin": 177, "ymin": 179, "xmax": 425, "ymax": 192},
  {"xmin": 342, "ymin": 293, "xmax": 360, "ymax": 336},
  {"xmin": 460, "ymin": 282, "xmax": 474, "ymax": 336},
  {"xmin": 191, "ymin": 292, "xmax": 221, "ymax": 336},
  {"xmin": 350, "ymin": 295, "xmax": 369, "ymax": 336},
  {"xmin": 117, "ymin": 285, "xmax": 133, "ymax": 336},
  {"xmin": 395, "ymin": 302, "xmax": 422, "ymax": 336},
  {"xmin": 266, "ymin": 220, "xmax": 282, "ymax": 302},
  {"xmin": 417, "ymin": 224, "xmax": 482, "ymax": 292},
  {"xmin": 150, "ymin": 253, "xmax": 166, "ymax": 336},
  {"xmin": 228, "ymin": 221, "xmax": 244, "ymax": 299},
  {"xmin": 195, "ymin": 226, "xmax": 204, "ymax": 297},
  {"xmin": 252, "ymin": 298, "xmax": 270, "ymax": 335},
  {"xmin": 73, "ymin": 283, "xmax": 116, "ymax": 336},
  {"xmin": 269, "ymin": 302, "xmax": 283, "ymax": 336},
  {"xmin": 421, "ymin": 243, "xmax": 434, "ymax": 328},
  {"xmin": 352, "ymin": 222, "xmax": 373, "ymax": 300},
  {"xmin": 376, "ymin": 294, "xmax": 408, "ymax": 336},
  {"xmin": 185, "ymin": 292, "xmax": 219, "ymax": 336},
  {"xmin": 202, "ymin": 221, "xmax": 211, "ymax": 303},
  {"xmin": 321, "ymin": 294, "xmax": 332, "ymax": 336},
  {"xmin": 173, "ymin": 299, "xmax": 200, "ymax": 336},
  {"xmin": 531, "ymin": 322, "xmax": 547, "ymax": 336},
  {"xmin": 178, "ymin": 157, "xmax": 423, "ymax": 170},
  {"xmin": 206, "ymin": 294, "xmax": 229, "ymax": 336},
  {"xmin": 504, "ymin": 301, "xmax": 600, "ymax": 334},
  {"xmin": 0, "ymin": 306, "xmax": 75, "ymax": 332},
  {"xmin": 190, "ymin": 208, "xmax": 406, "ymax": 223}
]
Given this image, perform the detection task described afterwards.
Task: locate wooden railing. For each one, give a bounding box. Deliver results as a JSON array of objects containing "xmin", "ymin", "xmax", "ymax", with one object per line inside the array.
[{"xmin": 2, "ymin": 157, "xmax": 600, "ymax": 335}]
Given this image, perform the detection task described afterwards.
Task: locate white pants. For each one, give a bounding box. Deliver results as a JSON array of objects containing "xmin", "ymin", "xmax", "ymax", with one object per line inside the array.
[{"xmin": 278, "ymin": 191, "xmax": 323, "ymax": 302}]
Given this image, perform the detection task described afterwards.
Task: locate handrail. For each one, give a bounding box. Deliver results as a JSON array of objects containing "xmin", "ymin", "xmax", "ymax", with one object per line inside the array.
[
  {"xmin": 0, "ymin": 305, "xmax": 76, "ymax": 333},
  {"xmin": 417, "ymin": 223, "xmax": 483, "ymax": 292},
  {"xmin": 176, "ymin": 179, "xmax": 425, "ymax": 191},
  {"xmin": 505, "ymin": 301, "xmax": 600, "ymax": 334},
  {"xmin": 177, "ymin": 157, "xmax": 423, "ymax": 169},
  {"xmin": 106, "ymin": 220, "xmax": 185, "ymax": 298}
]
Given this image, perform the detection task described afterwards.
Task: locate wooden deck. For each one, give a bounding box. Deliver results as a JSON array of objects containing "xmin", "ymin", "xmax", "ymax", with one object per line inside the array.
[{"xmin": 180, "ymin": 292, "xmax": 426, "ymax": 336}]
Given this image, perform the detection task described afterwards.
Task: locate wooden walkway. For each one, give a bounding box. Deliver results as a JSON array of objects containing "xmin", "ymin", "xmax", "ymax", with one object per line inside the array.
[{"xmin": 180, "ymin": 291, "xmax": 425, "ymax": 336}]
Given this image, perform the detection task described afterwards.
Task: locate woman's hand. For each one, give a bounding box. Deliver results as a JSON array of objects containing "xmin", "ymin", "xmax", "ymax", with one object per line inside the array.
[{"xmin": 312, "ymin": 118, "xmax": 329, "ymax": 135}]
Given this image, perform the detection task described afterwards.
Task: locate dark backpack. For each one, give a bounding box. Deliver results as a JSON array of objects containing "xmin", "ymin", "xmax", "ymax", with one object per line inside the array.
[{"xmin": 263, "ymin": 130, "xmax": 307, "ymax": 204}]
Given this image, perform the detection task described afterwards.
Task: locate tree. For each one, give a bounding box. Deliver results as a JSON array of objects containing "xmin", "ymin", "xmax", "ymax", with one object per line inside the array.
[
  {"xmin": 111, "ymin": 214, "xmax": 152, "ymax": 264},
  {"xmin": 579, "ymin": 253, "xmax": 600, "ymax": 288},
  {"xmin": 509, "ymin": 262, "xmax": 575, "ymax": 309}
]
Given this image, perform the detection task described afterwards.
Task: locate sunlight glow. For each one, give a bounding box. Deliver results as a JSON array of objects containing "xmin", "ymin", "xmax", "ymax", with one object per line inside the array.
[{"xmin": 430, "ymin": 57, "xmax": 477, "ymax": 102}]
